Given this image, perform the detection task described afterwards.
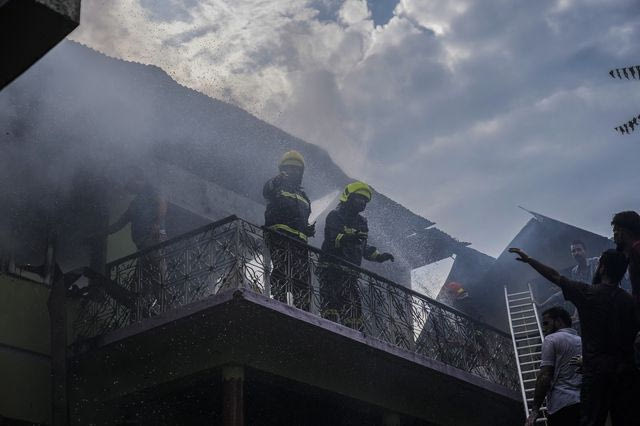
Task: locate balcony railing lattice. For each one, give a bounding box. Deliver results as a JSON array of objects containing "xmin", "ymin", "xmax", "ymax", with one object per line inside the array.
[{"xmin": 73, "ymin": 216, "xmax": 518, "ymax": 389}]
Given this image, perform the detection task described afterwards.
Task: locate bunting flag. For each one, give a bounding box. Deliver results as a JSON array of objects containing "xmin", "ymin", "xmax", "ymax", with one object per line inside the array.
[
  {"xmin": 615, "ymin": 115, "xmax": 640, "ymax": 135},
  {"xmin": 608, "ymin": 65, "xmax": 640, "ymax": 79}
]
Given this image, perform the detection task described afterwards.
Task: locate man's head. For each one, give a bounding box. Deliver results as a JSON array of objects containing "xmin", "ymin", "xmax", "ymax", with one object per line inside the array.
[
  {"xmin": 611, "ymin": 211, "xmax": 640, "ymax": 252},
  {"xmin": 278, "ymin": 150, "xmax": 305, "ymax": 185},
  {"xmin": 340, "ymin": 181, "xmax": 372, "ymax": 214},
  {"xmin": 570, "ymin": 240, "xmax": 587, "ymax": 264},
  {"xmin": 541, "ymin": 307, "xmax": 572, "ymax": 336},
  {"xmin": 593, "ymin": 249, "xmax": 629, "ymax": 285}
]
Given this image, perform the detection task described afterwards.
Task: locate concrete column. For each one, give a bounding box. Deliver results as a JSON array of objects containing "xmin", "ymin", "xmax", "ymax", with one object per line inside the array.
[{"xmin": 222, "ymin": 366, "xmax": 244, "ymax": 426}]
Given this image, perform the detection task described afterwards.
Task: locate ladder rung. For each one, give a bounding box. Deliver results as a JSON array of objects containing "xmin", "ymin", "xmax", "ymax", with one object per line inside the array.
[
  {"xmin": 523, "ymin": 378, "xmax": 537, "ymax": 383},
  {"xmin": 510, "ymin": 302, "xmax": 535, "ymax": 309},
  {"xmin": 508, "ymin": 296, "xmax": 532, "ymax": 303},
  {"xmin": 513, "ymin": 322, "xmax": 539, "ymax": 328},
  {"xmin": 519, "ymin": 352, "xmax": 542, "ymax": 358},
  {"xmin": 514, "ymin": 330, "xmax": 540, "ymax": 337},
  {"xmin": 512, "ymin": 315, "xmax": 537, "ymax": 321},
  {"xmin": 507, "ymin": 291, "xmax": 530, "ymax": 297},
  {"xmin": 521, "ymin": 359, "xmax": 541, "ymax": 366},
  {"xmin": 518, "ymin": 347, "xmax": 542, "ymax": 353},
  {"xmin": 514, "ymin": 328, "xmax": 540, "ymax": 334},
  {"xmin": 516, "ymin": 335, "xmax": 542, "ymax": 342},
  {"xmin": 517, "ymin": 343, "xmax": 542, "ymax": 349}
]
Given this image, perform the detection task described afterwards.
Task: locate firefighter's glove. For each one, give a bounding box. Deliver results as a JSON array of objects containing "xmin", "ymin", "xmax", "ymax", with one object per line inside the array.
[
  {"xmin": 377, "ymin": 253, "xmax": 395, "ymax": 263},
  {"xmin": 342, "ymin": 229, "xmax": 366, "ymax": 244},
  {"xmin": 305, "ymin": 222, "xmax": 316, "ymax": 238}
]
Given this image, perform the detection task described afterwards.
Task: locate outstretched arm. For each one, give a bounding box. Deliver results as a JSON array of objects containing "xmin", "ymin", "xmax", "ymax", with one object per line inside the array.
[{"xmin": 509, "ymin": 248, "xmax": 563, "ymax": 286}]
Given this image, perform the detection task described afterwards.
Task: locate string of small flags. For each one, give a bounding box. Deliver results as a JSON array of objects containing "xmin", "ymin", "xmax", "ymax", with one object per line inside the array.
[
  {"xmin": 615, "ymin": 114, "xmax": 640, "ymax": 135},
  {"xmin": 609, "ymin": 66, "xmax": 640, "ymax": 80}
]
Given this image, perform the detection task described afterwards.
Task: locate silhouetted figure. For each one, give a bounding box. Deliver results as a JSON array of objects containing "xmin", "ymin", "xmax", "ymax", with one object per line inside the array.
[
  {"xmin": 318, "ymin": 182, "xmax": 394, "ymax": 329},
  {"xmin": 510, "ymin": 248, "xmax": 639, "ymax": 426},
  {"xmin": 611, "ymin": 211, "xmax": 640, "ymax": 371},
  {"xmin": 106, "ymin": 169, "xmax": 168, "ymax": 316},
  {"xmin": 263, "ymin": 150, "xmax": 315, "ymax": 309},
  {"xmin": 108, "ymin": 169, "xmax": 168, "ymax": 250},
  {"xmin": 612, "ymin": 211, "xmax": 640, "ymax": 305}
]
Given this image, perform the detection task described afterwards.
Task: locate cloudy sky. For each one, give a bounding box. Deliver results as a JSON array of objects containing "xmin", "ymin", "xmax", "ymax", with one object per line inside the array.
[{"xmin": 69, "ymin": 0, "xmax": 640, "ymax": 256}]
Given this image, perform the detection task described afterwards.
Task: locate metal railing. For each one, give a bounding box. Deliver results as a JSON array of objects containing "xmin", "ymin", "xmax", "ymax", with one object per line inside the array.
[{"xmin": 72, "ymin": 216, "xmax": 518, "ymax": 389}]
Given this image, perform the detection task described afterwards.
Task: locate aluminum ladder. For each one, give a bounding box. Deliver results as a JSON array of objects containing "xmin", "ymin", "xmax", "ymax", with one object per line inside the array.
[{"xmin": 504, "ymin": 284, "xmax": 548, "ymax": 424}]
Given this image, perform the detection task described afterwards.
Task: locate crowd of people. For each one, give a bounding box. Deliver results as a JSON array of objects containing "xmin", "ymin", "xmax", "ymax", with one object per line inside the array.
[
  {"xmin": 510, "ymin": 211, "xmax": 640, "ymax": 426},
  {"xmin": 104, "ymin": 150, "xmax": 640, "ymax": 426}
]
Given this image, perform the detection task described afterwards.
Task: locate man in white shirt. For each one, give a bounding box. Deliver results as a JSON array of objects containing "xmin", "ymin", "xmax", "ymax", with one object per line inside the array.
[{"xmin": 526, "ymin": 307, "xmax": 582, "ymax": 426}]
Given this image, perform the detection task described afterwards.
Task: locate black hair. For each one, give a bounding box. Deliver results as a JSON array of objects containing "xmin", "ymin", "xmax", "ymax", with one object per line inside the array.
[
  {"xmin": 593, "ymin": 249, "xmax": 629, "ymax": 285},
  {"xmin": 611, "ymin": 211, "xmax": 640, "ymax": 238},
  {"xmin": 542, "ymin": 307, "xmax": 572, "ymax": 327},
  {"xmin": 570, "ymin": 240, "xmax": 586, "ymax": 249}
]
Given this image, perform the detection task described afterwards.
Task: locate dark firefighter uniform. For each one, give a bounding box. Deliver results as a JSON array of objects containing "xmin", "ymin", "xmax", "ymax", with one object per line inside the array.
[
  {"xmin": 263, "ymin": 150, "xmax": 315, "ymax": 309},
  {"xmin": 318, "ymin": 181, "xmax": 394, "ymax": 329}
]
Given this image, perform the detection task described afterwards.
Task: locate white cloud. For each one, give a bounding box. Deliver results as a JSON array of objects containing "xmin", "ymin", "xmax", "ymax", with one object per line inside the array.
[{"xmin": 70, "ymin": 0, "xmax": 640, "ymax": 256}]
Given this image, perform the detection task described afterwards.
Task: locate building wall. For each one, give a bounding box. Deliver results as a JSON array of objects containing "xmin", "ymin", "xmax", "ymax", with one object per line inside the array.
[{"xmin": 0, "ymin": 274, "xmax": 51, "ymax": 425}]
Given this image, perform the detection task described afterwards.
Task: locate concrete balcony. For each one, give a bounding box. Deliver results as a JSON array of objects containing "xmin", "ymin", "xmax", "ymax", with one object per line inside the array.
[{"xmin": 68, "ymin": 216, "xmax": 522, "ymax": 425}]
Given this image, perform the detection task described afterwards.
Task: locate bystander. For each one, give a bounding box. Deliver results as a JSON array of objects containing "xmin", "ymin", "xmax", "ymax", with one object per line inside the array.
[{"xmin": 510, "ymin": 248, "xmax": 639, "ymax": 426}]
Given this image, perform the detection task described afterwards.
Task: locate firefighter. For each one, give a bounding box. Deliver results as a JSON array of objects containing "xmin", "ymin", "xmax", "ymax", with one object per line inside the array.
[
  {"xmin": 443, "ymin": 281, "xmax": 483, "ymax": 321},
  {"xmin": 318, "ymin": 181, "xmax": 394, "ymax": 328},
  {"xmin": 263, "ymin": 150, "xmax": 315, "ymax": 308}
]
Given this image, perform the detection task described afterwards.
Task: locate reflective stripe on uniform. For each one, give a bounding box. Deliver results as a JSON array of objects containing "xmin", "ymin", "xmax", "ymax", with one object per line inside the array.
[
  {"xmin": 279, "ymin": 191, "xmax": 310, "ymax": 206},
  {"xmin": 335, "ymin": 227, "xmax": 367, "ymax": 248},
  {"xmin": 269, "ymin": 224, "xmax": 308, "ymax": 242}
]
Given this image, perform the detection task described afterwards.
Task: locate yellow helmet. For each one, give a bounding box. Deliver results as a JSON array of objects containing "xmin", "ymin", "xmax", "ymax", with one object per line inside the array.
[
  {"xmin": 339, "ymin": 181, "xmax": 372, "ymax": 203},
  {"xmin": 279, "ymin": 150, "xmax": 305, "ymax": 169}
]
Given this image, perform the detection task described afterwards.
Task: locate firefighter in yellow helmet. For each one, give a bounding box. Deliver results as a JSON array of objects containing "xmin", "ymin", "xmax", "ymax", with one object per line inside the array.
[
  {"xmin": 263, "ymin": 150, "xmax": 315, "ymax": 308},
  {"xmin": 318, "ymin": 181, "xmax": 394, "ymax": 328}
]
